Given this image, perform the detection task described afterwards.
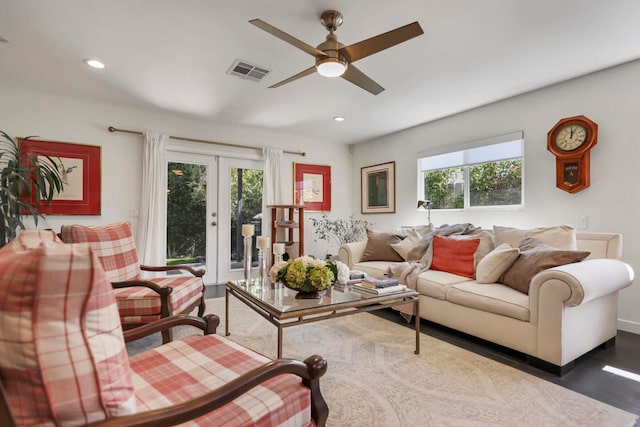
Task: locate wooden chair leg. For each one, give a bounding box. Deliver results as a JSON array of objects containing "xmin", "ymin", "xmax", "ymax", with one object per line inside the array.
[
  {"xmin": 198, "ymin": 294, "xmax": 206, "ymax": 317},
  {"xmin": 161, "ymin": 327, "xmax": 173, "ymax": 344}
]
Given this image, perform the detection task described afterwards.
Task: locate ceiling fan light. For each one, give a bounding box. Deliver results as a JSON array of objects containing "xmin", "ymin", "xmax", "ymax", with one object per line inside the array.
[{"xmin": 316, "ymin": 57, "xmax": 347, "ymax": 77}]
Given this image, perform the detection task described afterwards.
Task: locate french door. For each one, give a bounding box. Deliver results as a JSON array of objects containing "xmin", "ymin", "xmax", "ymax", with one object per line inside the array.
[
  {"xmin": 217, "ymin": 157, "xmax": 264, "ymax": 283},
  {"xmin": 165, "ymin": 152, "xmax": 263, "ymax": 285},
  {"xmin": 165, "ymin": 152, "xmax": 218, "ymax": 285}
]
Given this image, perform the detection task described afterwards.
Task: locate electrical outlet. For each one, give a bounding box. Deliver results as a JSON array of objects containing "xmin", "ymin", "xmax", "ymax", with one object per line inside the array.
[
  {"xmin": 577, "ymin": 216, "xmax": 588, "ymax": 230},
  {"xmin": 129, "ymin": 208, "xmax": 140, "ymax": 218}
]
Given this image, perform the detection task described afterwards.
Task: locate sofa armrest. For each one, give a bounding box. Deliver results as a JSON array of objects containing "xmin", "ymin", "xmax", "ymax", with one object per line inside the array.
[
  {"xmin": 338, "ymin": 241, "xmax": 368, "ymax": 268},
  {"xmin": 530, "ymin": 259, "xmax": 634, "ymax": 307}
]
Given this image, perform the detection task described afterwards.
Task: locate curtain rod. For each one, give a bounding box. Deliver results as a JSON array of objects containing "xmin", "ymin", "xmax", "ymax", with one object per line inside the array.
[{"xmin": 107, "ymin": 126, "xmax": 306, "ymax": 157}]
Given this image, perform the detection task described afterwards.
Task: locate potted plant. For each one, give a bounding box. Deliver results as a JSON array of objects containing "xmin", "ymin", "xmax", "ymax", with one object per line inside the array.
[{"xmin": 0, "ymin": 130, "xmax": 64, "ymax": 247}]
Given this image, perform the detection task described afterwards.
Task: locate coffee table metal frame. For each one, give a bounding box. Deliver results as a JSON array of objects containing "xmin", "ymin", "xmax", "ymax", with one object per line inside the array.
[{"xmin": 225, "ymin": 279, "xmax": 420, "ymax": 358}]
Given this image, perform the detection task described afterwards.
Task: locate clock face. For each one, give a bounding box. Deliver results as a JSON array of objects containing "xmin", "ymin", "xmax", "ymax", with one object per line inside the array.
[{"xmin": 555, "ymin": 124, "xmax": 587, "ymax": 151}]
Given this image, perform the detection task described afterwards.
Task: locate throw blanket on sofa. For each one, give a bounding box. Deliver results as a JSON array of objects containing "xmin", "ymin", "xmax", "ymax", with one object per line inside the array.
[{"xmin": 388, "ymin": 223, "xmax": 480, "ymax": 321}]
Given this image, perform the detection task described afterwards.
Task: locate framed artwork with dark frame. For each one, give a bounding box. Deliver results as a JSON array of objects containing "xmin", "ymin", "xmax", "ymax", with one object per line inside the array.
[
  {"xmin": 293, "ymin": 162, "xmax": 331, "ymax": 212},
  {"xmin": 19, "ymin": 139, "xmax": 101, "ymax": 215},
  {"xmin": 361, "ymin": 161, "xmax": 396, "ymax": 214}
]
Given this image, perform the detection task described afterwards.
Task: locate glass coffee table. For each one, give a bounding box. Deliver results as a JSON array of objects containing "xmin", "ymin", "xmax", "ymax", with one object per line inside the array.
[{"xmin": 226, "ymin": 279, "xmax": 420, "ymax": 358}]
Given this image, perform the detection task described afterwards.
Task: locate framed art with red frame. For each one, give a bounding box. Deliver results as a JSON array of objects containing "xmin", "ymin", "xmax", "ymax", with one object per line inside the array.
[
  {"xmin": 293, "ymin": 163, "xmax": 331, "ymax": 212},
  {"xmin": 19, "ymin": 139, "xmax": 101, "ymax": 215}
]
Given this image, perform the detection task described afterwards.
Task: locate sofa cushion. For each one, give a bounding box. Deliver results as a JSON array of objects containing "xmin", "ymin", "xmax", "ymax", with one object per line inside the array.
[
  {"xmin": 476, "ymin": 243, "xmax": 520, "ymax": 283},
  {"xmin": 446, "ymin": 282, "xmax": 530, "ymax": 321},
  {"xmin": 499, "ymin": 237, "xmax": 591, "ymax": 294},
  {"xmin": 0, "ymin": 230, "xmax": 136, "ymax": 426},
  {"xmin": 361, "ymin": 229, "xmax": 405, "ymax": 262},
  {"xmin": 391, "ymin": 229, "xmax": 424, "ymax": 261},
  {"xmin": 130, "ymin": 334, "xmax": 311, "ymax": 426},
  {"xmin": 431, "ymin": 235, "xmax": 480, "ymax": 278},
  {"xmin": 493, "ymin": 225, "xmax": 577, "ymax": 250},
  {"xmin": 416, "ymin": 270, "xmax": 473, "ymax": 300}
]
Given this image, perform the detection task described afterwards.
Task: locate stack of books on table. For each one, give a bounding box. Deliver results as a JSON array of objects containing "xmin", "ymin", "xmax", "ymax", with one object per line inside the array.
[{"xmin": 351, "ymin": 276, "xmax": 407, "ymax": 295}]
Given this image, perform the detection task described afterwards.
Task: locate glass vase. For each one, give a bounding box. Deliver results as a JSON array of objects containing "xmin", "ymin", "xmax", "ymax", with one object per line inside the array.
[
  {"xmin": 243, "ymin": 235, "xmax": 252, "ymax": 282},
  {"xmin": 257, "ymin": 248, "xmax": 268, "ymax": 285}
]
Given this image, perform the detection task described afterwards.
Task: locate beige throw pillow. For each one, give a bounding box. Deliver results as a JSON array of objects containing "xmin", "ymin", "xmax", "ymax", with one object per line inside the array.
[
  {"xmin": 361, "ymin": 229, "xmax": 405, "ymax": 262},
  {"xmin": 391, "ymin": 229, "xmax": 424, "ymax": 261},
  {"xmin": 493, "ymin": 225, "xmax": 577, "ymax": 250},
  {"xmin": 499, "ymin": 237, "xmax": 590, "ymax": 294},
  {"xmin": 476, "ymin": 243, "xmax": 520, "ymax": 283}
]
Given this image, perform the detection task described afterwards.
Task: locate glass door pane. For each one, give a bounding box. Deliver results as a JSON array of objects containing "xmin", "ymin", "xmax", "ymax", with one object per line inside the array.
[
  {"xmin": 166, "ymin": 153, "xmax": 217, "ymax": 284},
  {"xmin": 218, "ymin": 158, "xmax": 263, "ymax": 282}
]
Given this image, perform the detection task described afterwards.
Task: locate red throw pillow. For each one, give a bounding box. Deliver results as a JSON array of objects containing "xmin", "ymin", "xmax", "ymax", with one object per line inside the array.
[{"xmin": 430, "ymin": 235, "xmax": 480, "ymax": 278}]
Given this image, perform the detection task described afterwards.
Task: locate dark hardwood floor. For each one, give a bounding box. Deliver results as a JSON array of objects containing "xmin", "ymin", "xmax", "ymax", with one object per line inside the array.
[{"xmin": 206, "ymin": 284, "xmax": 640, "ymax": 424}]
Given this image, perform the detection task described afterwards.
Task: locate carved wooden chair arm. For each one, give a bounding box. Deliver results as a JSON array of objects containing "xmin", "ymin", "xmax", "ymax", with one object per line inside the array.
[
  {"xmin": 111, "ymin": 279, "xmax": 173, "ymax": 297},
  {"xmin": 88, "ymin": 355, "xmax": 329, "ymax": 427},
  {"xmin": 123, "ymin": 314, "xmax": 220, "ymax": 342},
  {"xmin": 141, "ymin": 264, "xmax": 205, "ymax": 277}
]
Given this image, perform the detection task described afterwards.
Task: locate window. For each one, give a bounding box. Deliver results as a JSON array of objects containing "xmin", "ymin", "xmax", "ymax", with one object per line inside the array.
[{"xmin": 418, "ymin": 132, "xmax": 523, "ymax": 210}]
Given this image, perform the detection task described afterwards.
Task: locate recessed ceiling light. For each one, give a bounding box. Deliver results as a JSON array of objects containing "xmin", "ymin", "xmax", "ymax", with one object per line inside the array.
[
  {"xmin": 333, "ymin": 116, "xmax": 345, "ymax": 122},
  {"xmin": 83, "ymin": 58, "xmax": 105, "ymax": 69}
]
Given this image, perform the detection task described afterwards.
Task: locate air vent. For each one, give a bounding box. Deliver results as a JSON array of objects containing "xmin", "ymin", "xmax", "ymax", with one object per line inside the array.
[{"xmin": 227, "ymin": 59, "xmax": 270, "ymax": 82}]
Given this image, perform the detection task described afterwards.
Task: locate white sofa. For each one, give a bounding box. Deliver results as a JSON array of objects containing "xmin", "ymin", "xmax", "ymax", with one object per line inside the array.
[{"xmin": 338, "ymin": 230, "xmax": 634, "ymax": 375}]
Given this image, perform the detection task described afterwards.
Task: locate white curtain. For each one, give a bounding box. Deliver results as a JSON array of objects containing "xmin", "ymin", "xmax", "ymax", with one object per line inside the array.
[
  {"xmin": 138, "ymin": 131, "xmax": 168, "ymax": 266},
  {"xmin": 262, "ymin": 147, "xmax": 283, "ymax": 233}
]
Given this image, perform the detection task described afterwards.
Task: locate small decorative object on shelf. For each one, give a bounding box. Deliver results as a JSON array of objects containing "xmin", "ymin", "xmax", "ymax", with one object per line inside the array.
[
  {"xmin": 269, "ymin": 255, "xmax": 349, "ymax": 299},
  {"xmin": 242, "ymin": 224, "xmax": 255, "ymax": 282},
  {"xmin": 268, "ymin": 205, "xmax": 304, "ymax": 263},
  {"xmin": 256, "ymin": 235, "xmax": 270, "ymax": 284}
]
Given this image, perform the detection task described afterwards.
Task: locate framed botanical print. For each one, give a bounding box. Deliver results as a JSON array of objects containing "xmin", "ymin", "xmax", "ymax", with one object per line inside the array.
[
  {"xmin": 19, "ymin": 139, "xmax": 101, "ymax": 215},
  {"xmin": 361, "ymin": 161, "xmax": 395, "ymax": 214},
  {"xmin": 293, "ymin": 162, "xmax": 331, "ymax": 211}
]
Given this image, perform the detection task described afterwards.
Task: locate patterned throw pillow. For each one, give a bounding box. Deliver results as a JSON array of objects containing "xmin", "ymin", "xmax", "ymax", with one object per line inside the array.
[
  {"xmin": 0, "ymin": 230, "xmax": 136, "ymax": 425},
  {"xmin": 60, "ymin": 221, "xmax": 141, "ymax": 282},
  {"xmin": 430, "ymin": 235, "xmax": 481, "ymax": 279}
]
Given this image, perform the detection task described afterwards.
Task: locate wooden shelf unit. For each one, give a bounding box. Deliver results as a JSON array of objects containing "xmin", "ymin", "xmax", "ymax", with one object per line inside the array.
[{"xmin": 268, "ymin": 204, "xmax": 304, "ymax": 261}]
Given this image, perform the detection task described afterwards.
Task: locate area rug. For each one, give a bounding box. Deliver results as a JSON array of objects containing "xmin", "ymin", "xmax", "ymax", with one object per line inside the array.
[{"xmin": 128, "ymin": 297, "xmax": 638, "ymax": 427}]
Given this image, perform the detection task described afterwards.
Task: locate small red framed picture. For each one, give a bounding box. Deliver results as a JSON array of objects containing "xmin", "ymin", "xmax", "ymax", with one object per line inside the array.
[
  {"xmin": 19, "ymin": 139, "xmax": 101, "ymax": 215},
  {"xmin": 293, "ymin": 163, "xmax": 331, "ymax": 212}
]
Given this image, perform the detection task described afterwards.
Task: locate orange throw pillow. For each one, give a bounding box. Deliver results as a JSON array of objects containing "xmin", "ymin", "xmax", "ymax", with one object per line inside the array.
[{"xmin": 430, "ymin": 235, "xmax": 480, "ymax": 278}]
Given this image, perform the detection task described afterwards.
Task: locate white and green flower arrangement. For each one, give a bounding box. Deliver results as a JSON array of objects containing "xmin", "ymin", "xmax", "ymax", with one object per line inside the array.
[{"xmin": 270, "ymin": 255, "xmax": 350, "ymax": 292}]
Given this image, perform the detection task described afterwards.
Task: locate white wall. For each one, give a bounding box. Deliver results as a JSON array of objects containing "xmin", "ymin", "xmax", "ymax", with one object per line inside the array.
[
  {"xmin": 351, "ymin": 59, "xmax": 640, "ymax": 333},
  {"xmin": 0, "ymin": 85, "xmax": 353, "ymax": 262}
]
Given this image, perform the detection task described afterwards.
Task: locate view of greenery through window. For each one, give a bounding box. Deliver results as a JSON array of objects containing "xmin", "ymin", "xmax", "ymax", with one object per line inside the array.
[
  {"xmin": 424, "ymin": 159, "xmax": 522, "ymax": 209},
  {"xmin": 166, "ymin": 163, "xmax": 207, "ymax": 265},
  {"xmin": 230, "ymin": 168, "xmax": 263, "ymax": 267}
]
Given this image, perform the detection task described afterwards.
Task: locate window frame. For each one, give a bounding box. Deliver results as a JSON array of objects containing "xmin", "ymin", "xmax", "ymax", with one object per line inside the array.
[{"xmin": 417, "ymin": 132, "xmax": 524, "ymax": 211}]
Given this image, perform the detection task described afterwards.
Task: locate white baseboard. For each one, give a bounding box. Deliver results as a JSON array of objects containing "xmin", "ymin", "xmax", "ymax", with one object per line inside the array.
[{"xmin": 618, "ymin": 319, "xmax": 640, "ymax": 334}]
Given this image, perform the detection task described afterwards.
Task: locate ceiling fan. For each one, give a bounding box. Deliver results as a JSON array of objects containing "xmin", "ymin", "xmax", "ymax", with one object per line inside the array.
[{"xmin": 249, "ymin": 10, "xmax": 423, "ymax": 95}]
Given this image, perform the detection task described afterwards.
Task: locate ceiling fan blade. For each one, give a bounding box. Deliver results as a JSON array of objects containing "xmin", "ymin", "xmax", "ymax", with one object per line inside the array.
[
  {"xmin": 250, "ymin": 19, "xmax": 328, "ymax": 58},
  {"xmin": 269, "ymin": 66, "xmax": 317, "ymax": 88},
  {"xmin": 341, "ymin": 64, "xmax": 384, "ymax": 95},
  {"xmin": 341, "ymin": 21, "xmax": 423, "ymax": 63}
]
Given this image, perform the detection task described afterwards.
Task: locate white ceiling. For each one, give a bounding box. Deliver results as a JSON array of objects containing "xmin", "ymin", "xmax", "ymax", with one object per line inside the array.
[{"xmin": 3, "ymin": 1, "xmax": 640, "ymax": 145}]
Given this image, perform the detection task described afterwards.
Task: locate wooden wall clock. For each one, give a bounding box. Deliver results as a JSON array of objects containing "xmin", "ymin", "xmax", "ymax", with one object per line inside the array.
[{"xmin": 547, "ymin": 115, "xmax": 598, "ymax": 193}]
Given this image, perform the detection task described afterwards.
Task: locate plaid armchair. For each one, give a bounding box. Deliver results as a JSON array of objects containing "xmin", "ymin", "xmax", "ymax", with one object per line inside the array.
[
  {"xmin": 0, "ymin": 230, "xmax": 329, "ymax": 426},
  {"xmin": 59, "ymin": 221, "xmax": 206, "ymax": 343}
]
